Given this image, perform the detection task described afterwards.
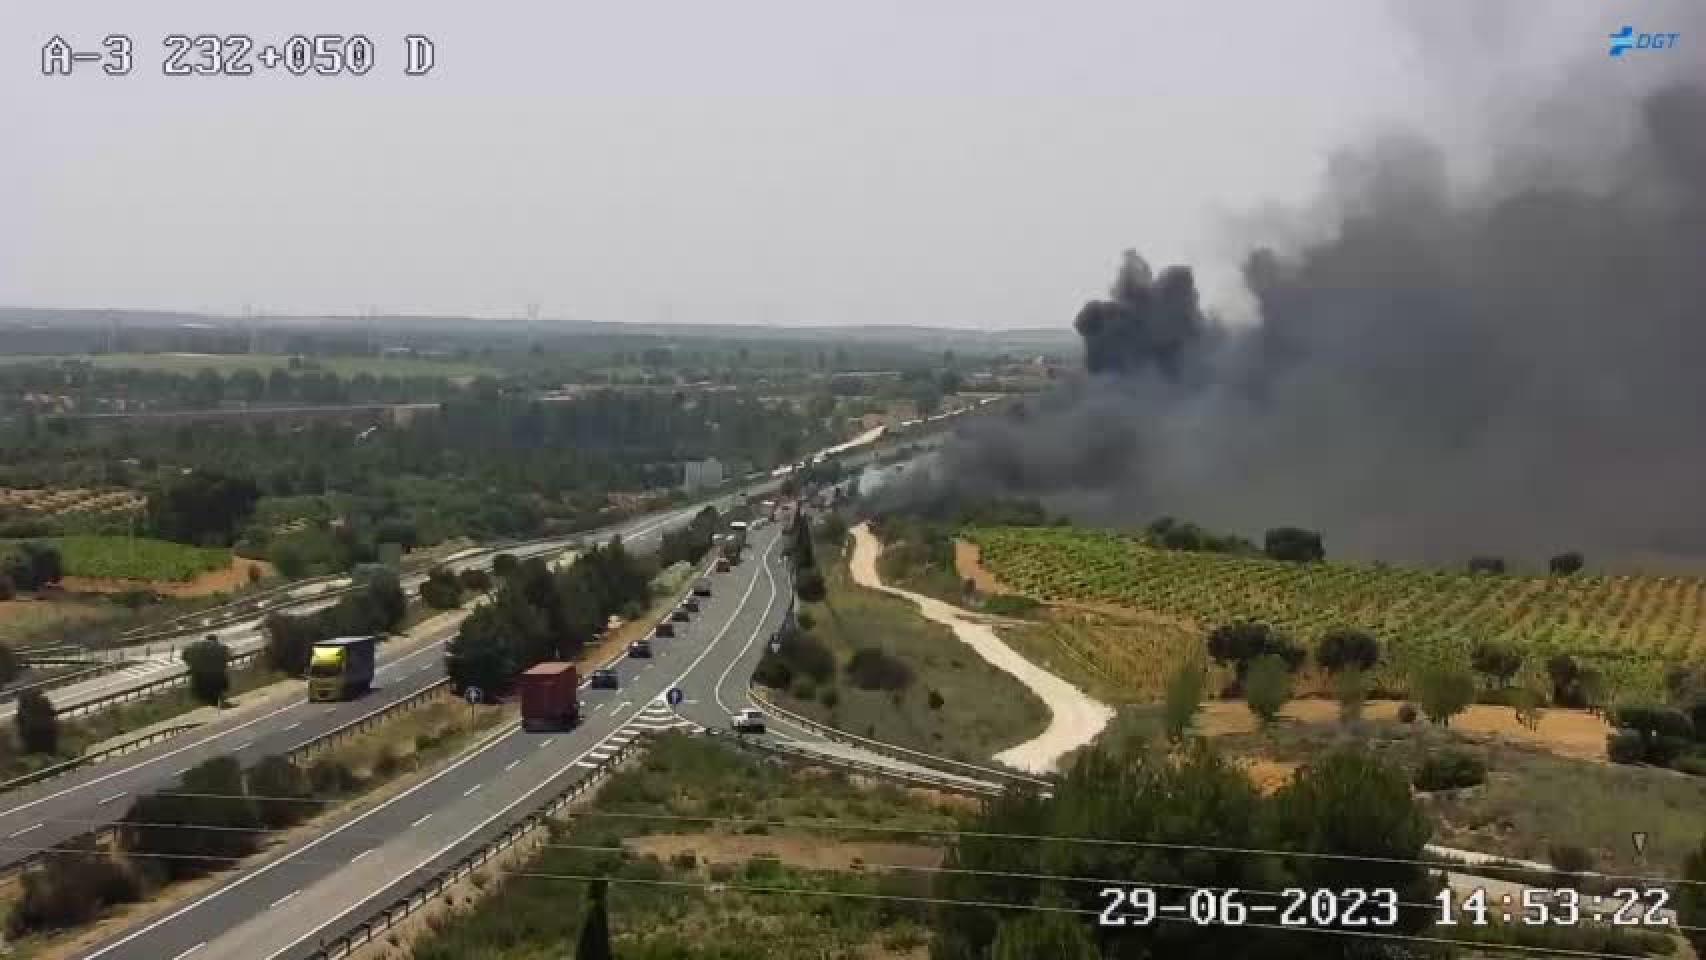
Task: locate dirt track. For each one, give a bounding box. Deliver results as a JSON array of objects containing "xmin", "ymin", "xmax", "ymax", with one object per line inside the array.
[{"xmin": 849, "ymin": 524, "xmax": 1112, "ymax": 774}]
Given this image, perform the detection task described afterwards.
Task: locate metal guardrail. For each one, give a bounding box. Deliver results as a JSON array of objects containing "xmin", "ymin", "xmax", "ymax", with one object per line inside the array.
[
  {"xmin": 305, "ymin": 734, "xmax": 649, "ymax": 960},
  {"xmin": 0, "ymin": 660, "xmax": 132, "ymax": 705},
  {"xmin": 747, "ymin": 685, "xmax": 1054, "ymax": 792},
  {"xmin": 286, "ymin": 680, "xmax": 450, "ymax": 762},
  {"xmin": 721, "ymin": 730, "xmax": 1005, "ymax": 798},
  {"xmin": 0, "ymin": 721, "xmax": 205, "ymax": 796},
  {"xmin": 0, "ymin": 676, "xmax": 458, "ymax": 881},
  {"xmin": 52, "ymin": 648, "xmax": 266, "ymax": 720}
]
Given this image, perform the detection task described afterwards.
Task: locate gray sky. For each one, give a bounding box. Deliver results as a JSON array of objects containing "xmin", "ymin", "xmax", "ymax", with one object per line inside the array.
[{"xmin": 0, "ymin": 2, "xmax": 1655, "ymax": 328}]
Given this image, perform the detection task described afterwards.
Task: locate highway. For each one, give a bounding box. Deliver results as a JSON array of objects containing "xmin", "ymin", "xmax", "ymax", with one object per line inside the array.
[
  {"xmin": 0, "ymin": 502, "xmax": 712, "ymax": 874},
  {"xmin": 73, "ymin": 524, "xmax": 794, "ymax": 960},
  {"xmin": 0, "ymin": 422, "xmax": 980, "ymax": 959}
]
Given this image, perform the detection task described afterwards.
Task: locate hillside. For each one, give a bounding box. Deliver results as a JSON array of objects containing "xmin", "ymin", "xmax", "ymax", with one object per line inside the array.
[{"xmin": 968, "ymin": 526, "xmax": 1706, "ymax": 696}]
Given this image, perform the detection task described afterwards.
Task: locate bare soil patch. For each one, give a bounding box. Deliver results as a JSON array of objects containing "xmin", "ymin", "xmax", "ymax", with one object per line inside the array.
[
  {"xmin": 60, "ymin": 556, "xmax": 276, "ymax": 598},
  {"xmin": 954, "ymin": 539, "xmax": 1009, "ymax": 595},
  {"xmin": 1197, "ymin": 699, "xmax": 1613, "ymax": 762}
]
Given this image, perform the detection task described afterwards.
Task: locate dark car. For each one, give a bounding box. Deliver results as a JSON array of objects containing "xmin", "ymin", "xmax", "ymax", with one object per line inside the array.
[
  {"xmin": 628, "ymin": 639, "xmax": 653, "ymax": 658},
  {"xmin": 693, "ymin": 578, "xmax": 713, "ymax": 597},
  {"xmin": 589, "ymin": 668, "xmax": 619, "ymax": 689},
  {"xmin": 682, "ymin": 597, "xmax": 701, "ymax": 613},
  {"xmin": 670, "ymin": 607, "xmax": 692, "ymax": 622},
  {"xmin": 655, "ymin": 621, "xmax": 676, "ymax": 638}
]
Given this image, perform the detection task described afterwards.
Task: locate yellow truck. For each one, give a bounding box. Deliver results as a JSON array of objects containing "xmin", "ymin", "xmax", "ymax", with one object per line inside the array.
[{"xmin": 308, "ymin": 635, "xmax": 378, "ymax": 702}]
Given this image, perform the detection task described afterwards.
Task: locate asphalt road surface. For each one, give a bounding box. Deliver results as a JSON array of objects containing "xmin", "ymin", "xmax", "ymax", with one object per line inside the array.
[
  {"xmin": 72, "ymin": 524, "xmax": 792, "ymax": 960},
  {"xmin": 0, "ymin": 502, "xmax": 715, "ymax": 877}
]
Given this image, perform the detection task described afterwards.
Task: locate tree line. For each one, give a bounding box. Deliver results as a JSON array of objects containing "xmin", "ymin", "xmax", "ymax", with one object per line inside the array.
[
  {"xmin": 444, "ymin": 540, "xmax": 653, "ymax": 696},
  {"xmin": 263, "ymin": 569, "xmax": 408, "ymax": 675}
]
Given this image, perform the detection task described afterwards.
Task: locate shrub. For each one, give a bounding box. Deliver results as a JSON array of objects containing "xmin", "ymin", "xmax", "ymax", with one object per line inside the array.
[
  {"xmin": 1467, "ymin": 555, "xmax": 1507, "ymax": 575},
  {"xmin": 927, "ymin": 690, "xmax": 945, "ymax": 710},
  {"xmin": 307, "ymin": 756, "xmax": 360, "ymax": 796},
  {"xmin": 1414, "ymin": 662, "xmax": 1477, "ymax": 726},
  {"xmin": 1244, "ymin": 655, "xmax": 1292, "ymax": 728},
  {"xmin": 7, "ymin": 840, "xmax": 143, "ymax": 936},
  {"xmin": 1612, "ymin": 704, "xmax": 1694, "ymax": 739},
  {"xmin": 1414, "ymin": 749, "xmax": 1486, "ymax": 791},
  {"xmin": 983, "ymin": 594, "xmax": 1041, "ymax": 617},
  {"xmin": 181, "ymin": 636, "xmax": 231, "ymax": 707},
  {"xmin": 1549, "ymin": 843, "xmax": 1594, "ymax": 875},
  {"xmin": 1397, "ymin": 704, "xmax": 1419, "ymax": 724},
  {"xmin": 790, "ymin": 677, "xmax": 817, "ymax": 701},
  {"xmin": 372, "ymin": 745, "xmax": 404, "ymax": 779},
  {"xmin": 247, "ymin": 755, "xmax": 312, "ymax": 829},
  {"xmin": 752, "ymin": 653, "xmax": 793, "ymax": 690},
  {"xmin": 1316, "ymin": 629, "xmax": 1380, "ymax": 673},
  {"xmin": 796, "ymin": 610, "xmax": 816, "ymax": 631},
  {"xmin": 458, "ymin": 568, "xmax": 493, "ymax": 592},
  {"xmin": 1549, "ymin": 551, "xmax": 1584, "ymax": 575},
  {"xmin": 1606, "ymin": 729, "xmax": 1645, "ymax": 765},
  {"xmin": 846, "ymin": 647, "xmax": 913, "ymax": 691},
  {"xmin": 1674, "ymin": 753, "xmax": 1706, "ymax": 777},
  {"xmin": 1263, "ymin": 527, "xmax": 1324, "ymax": 563},
  {"xmin": 817, "ymin": 686, "xmax": 838, "ymax": 708},
  {"xmin": 15, "ymin": 688, "xmax": 58, "ymax": 754}
]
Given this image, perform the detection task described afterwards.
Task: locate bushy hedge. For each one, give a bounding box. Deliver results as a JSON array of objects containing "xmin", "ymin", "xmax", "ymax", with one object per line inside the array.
[
  {"xmin": 846, "ymin": 647, "xmax": 912, "ymax": 691},
  {"xmin": 1413, "ymin": 749, "xmax": 1486, "ymax": 791}
]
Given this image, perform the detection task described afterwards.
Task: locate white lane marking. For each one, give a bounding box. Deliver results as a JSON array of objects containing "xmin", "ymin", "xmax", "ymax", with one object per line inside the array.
[
  {"xmin": 8, "ymin": 823, "xmax": 42, "ymax": 838},
  {"xmin": 351, "ymin": 849, "xmax": 374, "ymax": 863},
  {"xmin": 0, "ymin": 513, "xmax": 682, "ymax": 837},
  {"xmin": 78, "ymin": 719, "xmax": 519, "ymax": 960},
  {"xmin": 537, "ymin": 739, "xmax": 553, "ymax": 749},
  {"xmin": 171, "ymin": 943, "xmax": 206, "ymax": 960},
  {"xmin": 504, "ymin": 759, "xmax": 521, "ymax": 773},
  {"xmin": 98, "ymin": 792, "xmax": 126, "ymax": 805},
  {"xmin": 711, "ymin": 537, "xmax": 784, "ymax": 718},
  {"xmin": 0, "ymin": 699, "xmax": 301, "ymax": 820},
  {"xmin": 411, "ymin": 813, "xmax": 433, "ymax": 828},
  {"xmin": 234, "ymin": 740, "xmax": 253, "ymax": 752},
  {"xmin": 261, "ymin": 529, "xmax": 780, "ymax": 960},
  {"xmin": 172, "ymin": 766, "xmax": 191, "ymax": 777},
  {"xmin": 574, "ymin": 761, "xmax": 599, "ymax": 769},
  {"xmin": 270, "ymin": 890, "xmax": 300, "ymax": 909},
  {"xmin": 462, "ymin": 784, "xmax": 482, "ymax": 797},
  {"xmin": 281, "ymin": 722, "xmax": 301, "ymax": 732}
]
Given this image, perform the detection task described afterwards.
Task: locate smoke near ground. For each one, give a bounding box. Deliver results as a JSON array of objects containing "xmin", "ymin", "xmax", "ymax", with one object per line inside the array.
[{"xmin": 918, "ymin": 74, "xmax": 1706, "ymax": 571}]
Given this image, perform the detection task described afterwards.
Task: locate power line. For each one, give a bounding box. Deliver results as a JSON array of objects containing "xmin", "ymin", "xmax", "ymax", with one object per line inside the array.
[
  {"xmin": 19, "ymin": 803, "xmax": 1706, "ymax": 890},
  {"xmin": 495, "ymin": 868, "xmax": 1669, "ymax": 960}
]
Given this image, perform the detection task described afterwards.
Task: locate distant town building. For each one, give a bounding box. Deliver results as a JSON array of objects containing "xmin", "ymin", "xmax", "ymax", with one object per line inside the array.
[{"xmin": 682, "ymin": 458, "xmax": 725, "ymax": 491}]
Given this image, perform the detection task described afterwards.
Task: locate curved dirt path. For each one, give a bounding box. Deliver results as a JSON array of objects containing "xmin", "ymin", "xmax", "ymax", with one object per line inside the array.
[{"xmin": 849, "ymin": 523, "xmax": 1113, "ymax": 774}]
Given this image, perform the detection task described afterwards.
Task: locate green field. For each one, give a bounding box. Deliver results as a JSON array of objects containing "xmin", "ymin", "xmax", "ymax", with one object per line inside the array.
[
  {"xmin": 6, "ymin": 535, "xmax": 231, "ymax": 582},
  {"xmin": 0, "ymin": 352, "xmax": 494, "ymax": 379},
  {"xmin": 971, "ymin": 526, "xmax": 1706, "ymax": 697}
]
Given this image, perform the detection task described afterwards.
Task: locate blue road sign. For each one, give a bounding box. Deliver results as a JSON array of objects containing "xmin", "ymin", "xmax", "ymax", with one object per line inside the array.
[{"xmin": 666, "ymin": 687, "xmax": 684, "ymax": 706}]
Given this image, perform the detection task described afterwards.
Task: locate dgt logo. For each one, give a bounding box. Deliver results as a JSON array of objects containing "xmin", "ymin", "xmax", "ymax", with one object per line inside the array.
[{"xmin": 1609, "ymin": 26, "xmax": 1680, "ymax": 57}]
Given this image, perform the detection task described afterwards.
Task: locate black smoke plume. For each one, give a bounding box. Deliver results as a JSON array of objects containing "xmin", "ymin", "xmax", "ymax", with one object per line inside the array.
[{"xmin": 917, "ymin": 76, "xmax": 1706, "ymax": 571}]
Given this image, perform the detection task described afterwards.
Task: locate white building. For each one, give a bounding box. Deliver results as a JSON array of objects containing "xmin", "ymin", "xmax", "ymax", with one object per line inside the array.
[{"xmin": 683, "ymin": 458, "xmax": 725, "ymax": 491}]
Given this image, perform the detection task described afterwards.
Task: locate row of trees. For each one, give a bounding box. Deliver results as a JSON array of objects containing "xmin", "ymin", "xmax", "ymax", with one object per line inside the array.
[
  {"xmin": 263, "ymin": 569, "xmax": 407, "ymax": 675},
  {"xmin": 0, "ymin": 541, "xmax": 63, "ymax": 598},
  {"xmin": 1198, "ymin": 622, "xmax": 1626, "ymax": 733},
  {"xmin": 444, "ymin": 540, "xmax": 652, "ymax": 696}
]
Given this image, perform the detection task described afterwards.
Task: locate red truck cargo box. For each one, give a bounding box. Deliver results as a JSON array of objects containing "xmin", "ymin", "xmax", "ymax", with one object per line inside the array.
[{"xmin": 519, "ymin": 662, "xmax": 580, "ymax": 731}]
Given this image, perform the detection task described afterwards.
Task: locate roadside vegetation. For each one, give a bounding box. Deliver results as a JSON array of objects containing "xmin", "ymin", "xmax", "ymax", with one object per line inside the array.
[
  {"xmin": 404, "ymin": 732, "xmax": 962, "ymax": 960},
  {"xmin": 1, "ymin": 691, "xmax": 503, "ymax": 943},
  {"xmin": 755, "ymin": 511, "xmax": 1049, "ymax": 764},
  {"xmin": 0, "ymin": 661, "xmax": 290, "ymax": 786}
]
